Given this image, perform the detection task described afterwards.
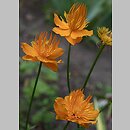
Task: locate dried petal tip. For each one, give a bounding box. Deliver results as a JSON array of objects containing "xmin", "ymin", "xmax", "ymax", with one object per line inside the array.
[
  {"xmin": 54, "ymin": 89, "xmax": 99, "ymax": 128},
  {"xmin": 97, "ymin": 27, "xmax": 112, "ymax": 46}
]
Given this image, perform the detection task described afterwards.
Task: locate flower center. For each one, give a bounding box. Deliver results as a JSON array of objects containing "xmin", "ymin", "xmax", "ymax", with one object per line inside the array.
[{"xmin": 71, "ymin": 113, "xmax": 80, "ymax": 119}]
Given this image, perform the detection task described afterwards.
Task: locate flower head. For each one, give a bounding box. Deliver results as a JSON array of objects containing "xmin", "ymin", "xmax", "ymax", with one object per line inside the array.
[
  {"xmin": 53, "ymin": 3, "xmax": 93, "ymax": 45},
  {"xmin": 54, "ymin": 89, "xmax": 99, "ymax": 128},
  {"xmin": 97, "ymin": 27, "xmax": 112, "ymax": 46},
  {"xmin": 21, "ymin": 32, "xmax": 64, "ymax": 72}
]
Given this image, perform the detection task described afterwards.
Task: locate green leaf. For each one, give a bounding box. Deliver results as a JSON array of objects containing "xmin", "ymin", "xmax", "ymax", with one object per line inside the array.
[
  {"xmin": 88, "ymin": 0, "xmax": 105, "ymax": 22},
  {"xmin": 32, "ymin": 109, "xmax": 55, "ymax": 123},
  {"xmin": 41, "ymin": 67, "xmax": 58, "ymax": 81},
  {"xmin": 94, "ymin": 98, "xmax": 107, "ymax": 130},
  {"xmin": 20, "ymin": 61, "xmax": 37, "ymax": 74},
  {"xmin": 23, "ymin": 79, "xmax": 57, "ymax": 98},
  {"xmin": 107, "ymin": 103, "xmax": 112, "ymax": 119},
  {"xmin": 29, "ymin": 125, "xmax": 37, "ymax": 130},
  {"xmin": 105, "ymin": 85, "xmax": 112, "ymax": 93}
]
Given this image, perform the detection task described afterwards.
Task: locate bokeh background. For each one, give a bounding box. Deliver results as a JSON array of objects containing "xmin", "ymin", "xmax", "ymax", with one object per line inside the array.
[{"xmin": 19, "ymin": 0, "xmax": 112, "ymax": 130}]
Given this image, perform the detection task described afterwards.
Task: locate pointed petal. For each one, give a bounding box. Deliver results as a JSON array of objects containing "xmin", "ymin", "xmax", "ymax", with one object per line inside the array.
[
  {"xmin": 64, "ymin": 11, "xmax": 67, "ymax": 19},
  {"xmin": 37, "ymin": 56, "xmax": 59, "ymax": 72},
  {"xmin": 22, "ymin": 55, "xmax": 38, "ymax": 61},
  {"xmin": 21, "ymin": 43, "xmax": 37, "ymax": 56},
  {"xmin": 85, "ymin": 96, "xmax": 92, "ymax": 104},
  {"xmin": 43, "ymin": 61, "xmax": 58, "ymax": 72},
  {"xmin": 54, "ymin": 97, "xmax": 67, "ymax": 120},
  {"xmin": 78, "ymin": 21, "xmax": 87, "ymax": 30},
  {"xmin": 65, "ymin": 35, "xmax": 82, "ymax": 45},
  {"xmin": 53, "ymin": 27, "xmax": 70, "ymax": 36},
  {"xmin": 71, "ymin": 30, "xmax": 93, "ymax": 39},
  {"xmin": 54, "ymin": 13, "xmax": 69, "ymax": 29},
  {"xmin": 48, "ymin": 48, "xmax": 64, "ymax": 59}
]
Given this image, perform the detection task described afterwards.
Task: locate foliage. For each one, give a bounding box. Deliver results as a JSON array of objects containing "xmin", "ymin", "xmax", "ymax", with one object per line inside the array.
[
  {"xmin": 19, "ymin": 61, "xmax": 59, "ymax": 130},
  {"xmin": 19, "ymin": 59, "xmax": 112, "ymax": 130},
  {"xmin": 94, "ymin": 98, "xmax": 107, "ymax": 130}
]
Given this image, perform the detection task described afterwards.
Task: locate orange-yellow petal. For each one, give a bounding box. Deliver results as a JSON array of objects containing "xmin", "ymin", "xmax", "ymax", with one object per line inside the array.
[
  {"xmin": 54, "ymin": 97, "xmax": 67, "ymax": 120},
  {"xmin": 22, "ymin": 55, "xmax": 38, "ymax": 61},
  {"xmin": 71, "ymin": 30, "xmax": 93, "ymax": 39},
  {"xmin": 78, "ymin": 21, "xmax": 87, "ymax": 30},
  {"xmin": 54, "ymin": 89, "xmax": 99, "ymax": 127},
  {"xmin": 53, "ymin": 27, "xmax": 70, "ymax": 36},
  {"xmin": 48, "ymin": 48, "xmax": 64, "ymax": 59},
  {"xmin": 37, "ymin": 57, "xmax": 59, "ymax": 72},
  {"xmin": 85, "ymin": 95, "xmax": 92, "ymax": 104},
  {"xmin": 65, "ymin": 35, "xmax": 82, "ymax": 45},
  {"xmin": 21, "ymin": 43, "xmax": 37, "ymax": 56},
  {"xmin": 54, "ymin": 13, "xmax": 69, "ymax": 29},
  {"xmin": 43, "ymin": 61, "xmax": 58, "ymax": 72}
]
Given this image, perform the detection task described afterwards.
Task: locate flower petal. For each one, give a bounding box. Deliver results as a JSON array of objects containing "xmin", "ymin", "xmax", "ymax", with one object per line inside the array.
[
  {"xmin": 78, "ymin": 21, "xmax": 87, "ymax": 30},
  {"xmin": 53, "ymin": 27, "xmax": 70, "ymax": 36},
  {"xmin": 38, "ymin": 57, "xmax": 58, "ymax": 72},
  {"xmin": 53, "ymin": 89, "xmax": 99, "ymax": 127},
  {"xmin": 85, "ymin": 96, "xmax": 92, "ymax": 104},
  {"xmin": 48, "ymin": 48, "xmax": 64, "ymax": 59},
  {"xmin": 71, "ymin": 30, "xmax": 93, "ymax": 39},
  {"xmin": 21, "ymin": 43, "xmax": 37, "ymax": 56},
  {"xmin": 43, "ymin": 61, "xmax": 58, "ymax": 72},
  {"xmin": 54, "ymin": 97, "xmax": 67, "ymax": 120},
  {"xmin": 54, "ymin": 13, "xmax": 69, "ymax": 29},
  {"xmin": 22, "ymin": 55, "xmax": 38, "ymax": 61},
  {"xmin": 65, "ymin": 35, "xmax": 82, "ymax": 45}
]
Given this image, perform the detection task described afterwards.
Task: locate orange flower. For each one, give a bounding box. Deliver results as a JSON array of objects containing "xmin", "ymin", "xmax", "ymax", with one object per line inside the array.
[
  {"xmin": 53, "ymin": 3, "xmax": 93, "ymax": 45},
  {"xmin": 54, "ymin": 89, "xmax": 99, "ymax": 128},
  {"xmin": 97, "ymin": 27, "xmax": 112, "ymax": 46},
  {"xmin": 21, "ymin": 32, "xmax": 64, "ymax": 72}
]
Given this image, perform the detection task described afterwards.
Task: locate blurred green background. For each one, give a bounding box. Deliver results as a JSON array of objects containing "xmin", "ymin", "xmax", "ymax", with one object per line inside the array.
[{"xmin": 20, "ymin": 0, "xmax": 112, "ymax": 130}]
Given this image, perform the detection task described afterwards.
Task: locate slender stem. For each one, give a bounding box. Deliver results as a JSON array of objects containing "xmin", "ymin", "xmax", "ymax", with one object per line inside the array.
[
  {"xmin": 25, "ymin": 62, "xmax": 42, "ymax": 130},
  {"xmin": 99, "ymin": 101, "xmax": 112, "ymax": 113},
  {"xmin": 82, "ymin": 44, "xmax": 105, "ymax": 90},
  {"xmin": 67, "ymin": 44, "xmax": 71, "ymax": 93},
  {"xmin": 63, "ymin": 121, "xmax": 70, "ymax": 130}
]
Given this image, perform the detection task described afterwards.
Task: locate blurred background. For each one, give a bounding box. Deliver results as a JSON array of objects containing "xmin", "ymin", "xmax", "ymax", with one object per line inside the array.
[{"xmin": 19, "ymin": 0, "xmax": 112, "ymax": 130}]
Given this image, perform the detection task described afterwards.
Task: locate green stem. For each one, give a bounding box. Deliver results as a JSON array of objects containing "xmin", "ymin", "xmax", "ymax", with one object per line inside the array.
[
  {"xmin": 63, "ymin": 121, "xmax": 70, "ymax": 130},
  {"xmin": 25, "ymin": 62, "xmax": 42, "ymax": 130},
  {"xmin": 67, "ymin": 44, "xmax": 71, "ymax": 93},
  {"xmin": 99, "ymin": 101, "xmax": 112, "ymax": 113},
  {"xmin": 82, "ymin": 44, "xmax": 105, "ymax": 90}
]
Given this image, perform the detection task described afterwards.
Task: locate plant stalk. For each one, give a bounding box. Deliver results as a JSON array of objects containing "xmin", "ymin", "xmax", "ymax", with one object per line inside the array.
[
  {"xmin": 25, "ymin": 62, "xmax": 42, "ymax": 130},
  {"xmin": 99, "ymin": 101, "xmax": 112, "ymax": 113},
  {"xmin": 67, "ymin": 44, "xmax": 71, "ymax": 93},
  {"xmin": 82, "ymin": 44, "xmax": 105, "ymax": 90},
  {"xmin": 63, "ymin": 121, "xmax": 70, "ymax": 130}
]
